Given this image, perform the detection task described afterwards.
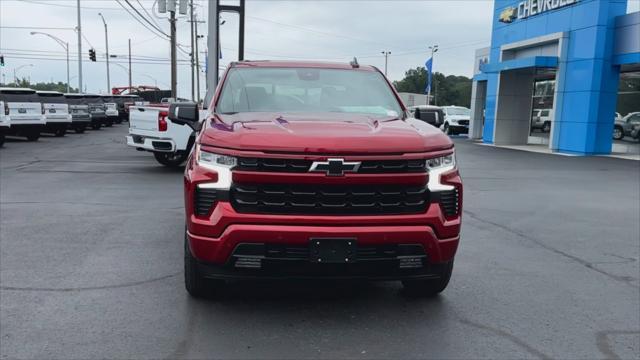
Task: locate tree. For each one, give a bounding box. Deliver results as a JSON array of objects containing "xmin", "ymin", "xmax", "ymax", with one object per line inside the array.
[
  {"xmin": 393, "ymin": 67, "xmax": 472, "ymax": 108},
  {"xmin": 5, "ymin": 78, "xmax": 79, "ymax": 93}
]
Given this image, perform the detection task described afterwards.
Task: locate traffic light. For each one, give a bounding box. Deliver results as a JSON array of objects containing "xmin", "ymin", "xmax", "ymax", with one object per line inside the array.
[
  {"xmin": 89, "ymin": 49, "xmax": 96, "ymax": 62},
  {"xmin": 0, "ymin": 55, "xmax": 4, "ymax": 67}
]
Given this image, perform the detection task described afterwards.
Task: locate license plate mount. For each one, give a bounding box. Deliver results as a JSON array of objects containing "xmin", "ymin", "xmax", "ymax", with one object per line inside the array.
[{"xmin": 309, "ymin": 238, "xmax": 357, "ymax": 264}]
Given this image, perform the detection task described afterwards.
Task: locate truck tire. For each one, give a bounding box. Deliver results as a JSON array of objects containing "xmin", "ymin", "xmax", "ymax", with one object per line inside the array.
[
  {"xmin": 613, "ymin": 126, "xmax": 624, "ymax": 140},
  {"xmin": 74, "ymin": 125, "xmax": 86, "ymax": 134},
  {"xmin": 184, "ymin": 233, "xmax": 224, "ymax": 298},
  {"xmin": 25, "ymin": 131, "xmax": 40, "ymax": 142},
  {"xmin": 402, "ymin": 261, "xmax": 453, "ymax": 297},
  {"xmin": 91, "ymin": 123, "xmax": 101, "ymax": 130},
  {"xmin": 154, "ymin": 151, "xmax": 189, "ymax": 168},
  {"xmin": 104, "ymin": 119, "xmax": 113, "ymax": 127},
  {"xmin": 542, "ymin": 122, "xmax": 551, "ymax": 133},
  {"xmin": 0, "ymin": 133, "xmax": 5, "ymax": 147},
  {"xmin": 54, "ymin": 127, "xmax": 66, "ymax": 137}
]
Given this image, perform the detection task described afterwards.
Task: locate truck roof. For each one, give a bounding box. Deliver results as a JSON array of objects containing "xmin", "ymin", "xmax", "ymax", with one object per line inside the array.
[{"xmin": 229, "ymin": 60, "xmax": 378, "ymax": 71}]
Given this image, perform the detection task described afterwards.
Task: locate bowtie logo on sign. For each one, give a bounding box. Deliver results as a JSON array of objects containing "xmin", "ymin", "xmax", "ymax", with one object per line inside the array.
[
  {"xmin": 499, "ymin": 0, "xmax": 579, "ymax": 23},
  {"xmin": 499, "ymin": 7, "xmax": 518, "ymax": 23}
]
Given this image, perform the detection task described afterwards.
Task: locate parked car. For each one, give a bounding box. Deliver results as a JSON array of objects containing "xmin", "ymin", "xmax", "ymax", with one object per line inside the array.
[
  {"xmin": 407, "ymin": 105, "xmax": 444, "ymax": 128},
  {"xmin": 38, "ymin": 91, "xmax": 72, "ymax": 137},
  {"xmin": 441, "ymin": 106, "xmax": 471, "ymax": 135},
  {"xmin": 613, "ymin": 112, "xmax": 640, "ymax": 140},
  {"xmin": 531, "ymin": 109, "xmax": 553, "ymax": 133},
  {"xmin": 171, "ymin": 61, "xmax": 462, "ymax": 298},
  {"xmin": 631, "ymin": 125, "xmax": 640, "ymax": 142},
  {"xmin": 111, "ymin": 95, "xmax": 132, "ymax": 122},
  {"xmin": 0, "ymin": 87, "xmax": 45, "ymax": 141},
  {"xmin": 81, "ymin": 94, "xmax": 107, "ymax": 129},
  {"xmin": 126, "ymin": 100, "xmax": 196, "ymax": 167},
  {"xmin": 64, "ymin": 94, "xmax": 91, "ymax": 133},
  {"xmin": 101, "ymin": 95, "xmax": 121, "ymax": 124},
  {"xmin": 120, "ymin": 94, "xmax": 144, "ymax": 121},
  {"xmin": 0, "ymin": 96, "xmax": 10, "ymax": 147}
]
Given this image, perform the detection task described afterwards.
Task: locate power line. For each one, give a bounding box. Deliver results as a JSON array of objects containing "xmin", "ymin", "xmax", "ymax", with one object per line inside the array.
[
  {"xmin": 4, "ymin": 54, "xmax": 197, "ymax": 66},
  {"xmin": 17, "ymin": 0, "xmax": 124, "ymax": 11},
  {"xmin": 137, "ymin": 0, "xmax": 162, "ymax": 29},
  {"xmin": 0, "ymin": 26, "xmax": 75, "ymax": 30},
  {"xmin": 114, "ymin": 0, "xmax": 169, "ymax": 41},
  {"xmin": 123, "ymin": 0, "xmax": 168, "ymax": 37}
]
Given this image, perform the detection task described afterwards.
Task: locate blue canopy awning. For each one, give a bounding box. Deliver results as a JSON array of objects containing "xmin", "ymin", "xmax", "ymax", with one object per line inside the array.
[{"xmin": 480, "ymin": 56, "xmax": 558, "ymax": 74}]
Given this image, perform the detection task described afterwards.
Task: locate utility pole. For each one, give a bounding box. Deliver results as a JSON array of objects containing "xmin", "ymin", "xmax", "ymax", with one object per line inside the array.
[
  {"xmin": 189, "ymin": 0, "xmax": 195, "ymax": 101},
  {"xmin": 195, "ymin": 16, "xmax": 201, "ymax": 103},
  {"xmin": 205, "ymin": 0, "xmax": 244, "ymax": 108},
  {"xmin": 98, "ymin": 13, "xmax": 111, "ymax": 94},
  {"xmin": 170, "ymin": 10, "xmax": 177, "ymax": 99},
  {"xmin": 381, "ymin": 51, "xmax": 391, "ymax": 76},
  {"xmin": 128, "ymin": 39, "xmax": 132, "ymax": 90},
  {"xmin": 427, "ymin": 45, "xmax": 438, "ymax": 105},
  {"xmin": 76, "ymin": 0, "xmax": 83, "ymax": 93}
]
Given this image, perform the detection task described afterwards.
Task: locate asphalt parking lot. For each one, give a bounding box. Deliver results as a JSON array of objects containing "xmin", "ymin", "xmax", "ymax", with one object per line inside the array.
[{"xmin": 1, "ymin": 125, "xmax": 639, "ymax": 359}]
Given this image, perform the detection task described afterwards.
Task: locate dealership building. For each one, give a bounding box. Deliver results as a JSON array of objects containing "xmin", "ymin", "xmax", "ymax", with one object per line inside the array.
[{"xmin": 469, "ymin": 0, "xmax": 640, "ymax": 155}]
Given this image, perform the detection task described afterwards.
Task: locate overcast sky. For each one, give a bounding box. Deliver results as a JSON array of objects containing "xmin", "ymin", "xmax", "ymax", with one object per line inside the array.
[{"xmin": 1, "ymin": 0, "xmax": 639, "ymax": 97}]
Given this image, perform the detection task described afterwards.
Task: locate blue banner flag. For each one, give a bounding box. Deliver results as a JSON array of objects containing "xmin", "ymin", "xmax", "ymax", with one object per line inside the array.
[{"xmin": 425, "ymin": 57, "xmax": 433, "ymax": 94}]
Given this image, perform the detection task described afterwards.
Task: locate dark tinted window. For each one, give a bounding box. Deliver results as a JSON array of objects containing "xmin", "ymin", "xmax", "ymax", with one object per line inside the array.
[
  {"xmin": 0, "ymin": 89, "xmax": 39, "ymax": 102},
  {"xmin": 82, "ymin": 96, "xmax": 102, "ymax": 104},
  {"xmin": 420, "ymin": 110, "xmax": 437, "ymax": 123},
  {"xmin": 627, "ymin": 114, "xmax": 640, "ymax": 124},
  {"xmin": 38, "ymin": 93, "xmax": 66, "ymax": 104},
  {"xmin": 64, "ymin": 96, "xmax": 85, "ymax": 105}
]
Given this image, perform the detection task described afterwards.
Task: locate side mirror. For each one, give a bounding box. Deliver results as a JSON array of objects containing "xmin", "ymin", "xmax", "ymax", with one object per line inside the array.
[
  {"xmin": 414, "ymin": 108, "xmax": 421, "ymax": 119},
  {"xmin": 168, "ymin": 102, "xmax": 201, "ymax": 131}
]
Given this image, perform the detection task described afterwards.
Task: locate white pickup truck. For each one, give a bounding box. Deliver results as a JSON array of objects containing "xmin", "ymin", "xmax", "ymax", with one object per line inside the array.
[{"xmin": 126, "ymin": 103, "xmax": 198, "ymax": 167}]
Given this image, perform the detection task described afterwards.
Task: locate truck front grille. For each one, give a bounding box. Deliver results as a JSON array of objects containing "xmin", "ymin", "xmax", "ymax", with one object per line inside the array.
[
  {"xmin": 236, "ymin": 158, "xmax": 426, "ymax": 174},
  {"xmin": 230, "ymin": 184, "xmax": 429, "ymax": 215}
]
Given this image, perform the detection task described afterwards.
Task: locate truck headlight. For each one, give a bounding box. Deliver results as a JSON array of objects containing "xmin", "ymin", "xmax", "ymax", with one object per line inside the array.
[
  {"xmin": 426, "ymin": 152, "xmax": 456, "ymax": 191},
  {"xmin": 196, "ymin": 145, "xmax": 237, "ymax": 190}
]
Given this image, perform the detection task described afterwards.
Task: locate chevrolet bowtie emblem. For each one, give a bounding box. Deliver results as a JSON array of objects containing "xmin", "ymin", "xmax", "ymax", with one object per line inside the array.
[
  {"xmin": 309, "ymin": 159, "xmax": 361, "ymax": 177},
  {"xmin": 499, "ymin": 7, "xmax": 518, "ymax": 23}
]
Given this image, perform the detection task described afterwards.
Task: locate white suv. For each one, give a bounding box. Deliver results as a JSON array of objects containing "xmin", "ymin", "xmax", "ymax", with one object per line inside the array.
[
  {"xmin": 441, "ymin": 106, "xmax": 471, "ymax": 135},
  {"xmin": 38, "ymin": 91, "xmax": 72, "ymax": 137},
  {"xmin": 0, "ymin": 87, "xmax": 46, "ymax": 142}
]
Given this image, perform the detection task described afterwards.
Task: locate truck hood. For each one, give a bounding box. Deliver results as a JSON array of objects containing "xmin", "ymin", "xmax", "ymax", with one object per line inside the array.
[{"xmin": 199, "ymin": 112, "xmax": 452, "ymax": 154}]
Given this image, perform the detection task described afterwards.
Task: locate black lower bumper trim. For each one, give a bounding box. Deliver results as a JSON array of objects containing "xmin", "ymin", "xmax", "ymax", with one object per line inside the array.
[{"xmin": 197, "ymin": 259, "xmax": 450, "ymax": 281}]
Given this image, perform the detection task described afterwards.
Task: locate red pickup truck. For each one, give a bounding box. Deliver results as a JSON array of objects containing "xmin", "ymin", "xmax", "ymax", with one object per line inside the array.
[{"xmin": 169, "ymin": 60, "xmax": 462, "ymax": 297}]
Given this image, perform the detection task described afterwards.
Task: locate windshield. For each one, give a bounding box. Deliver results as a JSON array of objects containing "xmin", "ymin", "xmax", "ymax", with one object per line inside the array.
[
  {"xmin": 216, "ymin": 67, "xmax": 403, "ymax": 117},
  {"xmin": 446, "ymin": 107, "xmax": 470, "ymax": 116}
]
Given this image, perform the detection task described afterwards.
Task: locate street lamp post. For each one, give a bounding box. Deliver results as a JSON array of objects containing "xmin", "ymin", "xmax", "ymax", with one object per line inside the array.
[
  {"xmin": 427, "ymin": 45, "xmax": 438, "ymax": 105},
  {"xmin": 98, "ymin": 13, "xmax": 111, "ymax": 94},
  {"xmin": 140, "ymin": 74, "xmax": 158, "ymax": 87},
  {"xmin": 30, "ymin": 32, "xmax": 70, "ymax": 93},
  {"xmin": 381, "ymin": 51, "xmax": 391, "ymax": 77},
  {"xmin": 13, "ymin": 64, "xmax": 33, "ymax": 87}
]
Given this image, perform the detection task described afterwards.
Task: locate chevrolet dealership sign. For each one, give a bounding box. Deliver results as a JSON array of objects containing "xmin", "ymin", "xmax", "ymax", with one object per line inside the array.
[{"xmin": 499, "ymin": 0, "xmax": 578, "ymax": 23}]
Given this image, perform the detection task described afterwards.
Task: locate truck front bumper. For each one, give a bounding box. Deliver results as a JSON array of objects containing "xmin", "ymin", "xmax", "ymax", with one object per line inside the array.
[
  {"xmin": 188, "ymin": 215, "xmax": 459, "ymax": 280},
  {"xmin": 187, "ymin": 198, "xmax": 461, "ymax": 280},
  {"xmin": 126, "ymin": 135, "xmax": 176, "ymax": 152}
]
